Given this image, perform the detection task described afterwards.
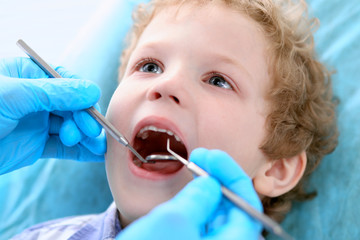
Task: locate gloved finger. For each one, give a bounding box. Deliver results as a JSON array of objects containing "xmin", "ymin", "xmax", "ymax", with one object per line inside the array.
[
  {"xmin": 59, "ymin": 113, "xmax": 82, "ymax": 147},
  {"xmin": 73, "ymin": 103, "xmax": 102, "ymax": 138},
  {"xmin": 0, "ymin": 57, "xmax": 48, "ymax": 78},
  {"xmin": 0, "ymin": 117, "xmax": 18, "ymax": 139},
  {"xmin": 80, "ymin": 129, "xmax": 107, "ymax": 156},
  {"xmin": 42, "ymin": 136, "xmax": 104, "ymax": 162},
  {"xmin": 206, "ymin": 209, "xmax": 262, "ymax": 240},
  {"xmin": 190, "ymin": 148, "xmax": 262, "ymax": 212},
  {"xmin": 4, "ymin": 77, "xmax": 100, "ymax": 119},
  {"xmin": 0, "ymin": 112, "xmax": 47, "ymax": 174},
  {"xmin": 0, "ymin": 58, "xmax": 80, "ymax": 80},
  {"xmin": 55, "ymin": 66, "xmax": 81, "ymax": 79},
  {"xmin": 156, "ymin": 177, "xmax": 222, "ymax": 229}
]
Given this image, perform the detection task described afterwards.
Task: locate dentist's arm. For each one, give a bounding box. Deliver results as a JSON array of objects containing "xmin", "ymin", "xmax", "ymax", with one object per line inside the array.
[
  {"xmin": 0, "ymin": 57, "xmax": 106, "ymax": 175},
  {"xmin": 117, "ymin": 148, "xmax": 263, "ymax": 240}
]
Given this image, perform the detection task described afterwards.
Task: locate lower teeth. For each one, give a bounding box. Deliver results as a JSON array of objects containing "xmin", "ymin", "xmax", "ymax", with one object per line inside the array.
[{"xmin": 133, "ymin": 158, "xmax": 143, "ymax": 167}]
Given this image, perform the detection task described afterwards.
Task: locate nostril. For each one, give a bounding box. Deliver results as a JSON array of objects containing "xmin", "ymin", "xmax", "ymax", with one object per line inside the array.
[
  {"xmin": 171, "ymin": 95, "xmax": 180, "ymax": 104},
  {"xmin": 153, "ymin": 92, "xmax": 161, "ymax": 100},
  {"xmin": 148, "ymin": 90, "xmax": 180, "ymax": 104}
]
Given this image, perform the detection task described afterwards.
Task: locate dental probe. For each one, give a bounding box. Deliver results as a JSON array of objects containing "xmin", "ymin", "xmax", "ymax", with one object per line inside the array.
[
  {"xmin": 166, "ymin": 140, "xmax": 294, "ymax": 240},
  {"xmin": 16, "ymin": 39, "xmax": 147, "ymax": 163}
]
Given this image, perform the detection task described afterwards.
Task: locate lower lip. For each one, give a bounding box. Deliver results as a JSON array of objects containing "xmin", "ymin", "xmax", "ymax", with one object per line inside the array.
[{"xmin": 128, "ymin": 154, "xmax": 185, "ymax": 181}]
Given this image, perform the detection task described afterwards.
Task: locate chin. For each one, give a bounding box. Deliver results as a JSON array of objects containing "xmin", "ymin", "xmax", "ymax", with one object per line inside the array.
[{"xmin": 115, "ymin": 190, "xmax": 177, "ymax": 227}]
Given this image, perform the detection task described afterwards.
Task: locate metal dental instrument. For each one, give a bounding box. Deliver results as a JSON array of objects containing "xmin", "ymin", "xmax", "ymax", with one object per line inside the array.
[
  {"xmin": 166, "ymin": 139, "xmax": 293, "ymax": 240},
  {"xmin": 16, "ymin": 39, "xmax": 147, "ymax": 163},
  {"xmin": 145, "ymin": 154, "xmax": 177, "ymax": 161}
]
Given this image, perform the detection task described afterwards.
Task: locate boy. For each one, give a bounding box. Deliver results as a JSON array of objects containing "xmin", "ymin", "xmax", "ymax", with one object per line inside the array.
[
  {"xmin": 106, "ymin": 0, "xmax": 337, "ymax": 225},
  {"xmin": 12, "ymin": 0, "xmax": 337, "ymax": 238}
]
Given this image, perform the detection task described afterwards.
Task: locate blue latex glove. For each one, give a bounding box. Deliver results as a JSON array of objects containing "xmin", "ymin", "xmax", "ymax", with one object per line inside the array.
[
  {"xmin": 117, "ymin": 148, "xmax": 263, "ymax": 240},
  {"xmin": 0, "ymin": 57, "xmax": 106, "ymax": 175}
]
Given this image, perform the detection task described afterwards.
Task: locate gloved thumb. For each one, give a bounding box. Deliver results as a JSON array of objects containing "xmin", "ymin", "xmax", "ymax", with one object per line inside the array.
[{"xmin": 153, "ymin": 177, "xmax": 222, "ymax": 230}]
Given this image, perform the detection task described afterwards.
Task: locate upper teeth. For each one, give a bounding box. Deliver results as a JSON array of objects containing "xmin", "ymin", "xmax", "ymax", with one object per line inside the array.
[{"xmin": 137, "ymin": 125, "xmax": 181, "ymax": 142}]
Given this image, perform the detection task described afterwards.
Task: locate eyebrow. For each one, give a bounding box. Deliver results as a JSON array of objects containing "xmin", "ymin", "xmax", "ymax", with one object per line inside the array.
[
  {"xmin": 209, "ymin": 52, "xmax": 253, "ymax": 81},
  {"xmin": 133, "ymin": 43, "xmax": 159, "ymax": 55}
]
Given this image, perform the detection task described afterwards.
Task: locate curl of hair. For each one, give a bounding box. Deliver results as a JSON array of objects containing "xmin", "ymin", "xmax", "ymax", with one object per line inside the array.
[{"xmin": 119, "ymin": 0, "xmax": 338, "ymax": 223}]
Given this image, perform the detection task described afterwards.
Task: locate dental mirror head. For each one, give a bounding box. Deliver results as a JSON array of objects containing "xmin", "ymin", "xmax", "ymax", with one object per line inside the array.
[{"xmin": 145, "ymin": 154, "xmax": 177, "ymax": 162}]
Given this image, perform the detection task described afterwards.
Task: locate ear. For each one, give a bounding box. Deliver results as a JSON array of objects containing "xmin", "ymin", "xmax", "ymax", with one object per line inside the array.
[{"xmin": 253, "ymin": 151, "xmax": 307, "ymax": 197}]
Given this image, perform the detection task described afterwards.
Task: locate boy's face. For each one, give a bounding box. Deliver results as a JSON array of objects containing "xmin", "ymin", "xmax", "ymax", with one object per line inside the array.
[{"xmin": 106, "ymin": 3, "xmax": 271, "ymax": 226}]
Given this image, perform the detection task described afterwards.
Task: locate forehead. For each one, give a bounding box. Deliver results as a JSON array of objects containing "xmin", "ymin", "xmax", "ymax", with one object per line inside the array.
[
  {"xmin": 141, "ymin": 3, "xmax": 265, "ymax": 45},
  {"xmin": 133, "ymin": 3, "xmax": 270, "ymax": 94},
  {"xmin": 138, "ymin": 3, "xmax": 268, "ymax": 59}
]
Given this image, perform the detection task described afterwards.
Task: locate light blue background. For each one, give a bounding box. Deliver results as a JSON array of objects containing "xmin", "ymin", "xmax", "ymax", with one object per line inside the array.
[{"xmin": 0, "ymin": 0, "xmax": 101, "ymax": 62}]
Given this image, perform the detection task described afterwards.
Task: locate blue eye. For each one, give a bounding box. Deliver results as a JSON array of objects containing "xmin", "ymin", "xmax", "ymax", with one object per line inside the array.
[
  {"xmin": 139, "ymin": 60, "xmax": 163, "ymax": 74},
  {"xmin": 208, "ymin": 75, "xmax": 232, "ymax": 90}
]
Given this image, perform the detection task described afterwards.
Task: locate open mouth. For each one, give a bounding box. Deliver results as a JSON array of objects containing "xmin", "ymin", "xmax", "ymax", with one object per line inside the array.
[{"xmin": 132, "ymin": 126, "xmax": 188, "ymax": 174}]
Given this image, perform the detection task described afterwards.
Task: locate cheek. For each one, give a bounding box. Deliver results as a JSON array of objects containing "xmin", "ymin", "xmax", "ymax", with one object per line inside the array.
[
  {"xmin": 106, "ymin": 86, "xmax": 137, "ymax": 130},
  {"xmin": 105, "ymin": 87, "xmax": 135, "ymax": 195},
  {"xmin": 197, "ymin": 103, "xmax": 267, "ymax": 176},
  {"xmin": 105, "ymin": 135, "xmax": 128, "ymax": 185},
  {"xmin": 107, "ymin": 87, "xmax": 129, "ymax": 115}
]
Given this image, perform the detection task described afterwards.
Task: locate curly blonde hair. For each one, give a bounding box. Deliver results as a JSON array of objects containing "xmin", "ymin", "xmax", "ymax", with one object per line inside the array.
[{"xmin": 118, "ymin": 0, "xmax": 338, "ymax": 222}]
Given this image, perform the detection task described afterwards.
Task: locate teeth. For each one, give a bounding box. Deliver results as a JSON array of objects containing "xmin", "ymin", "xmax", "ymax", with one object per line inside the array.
[
  {"xmin": 137, "ymin": 125, "xmax": 182, "ymax": 142},
  {"xmin": 133, "ymin": 158, "xmax": 143, "ymax": 167},
  {"xmin": 148, "ymin": 126, "xmax": 157, "ymax": 132},
  {"xmin": 140, "ymin": 131, "xmax": 149, "ymax": 140}
]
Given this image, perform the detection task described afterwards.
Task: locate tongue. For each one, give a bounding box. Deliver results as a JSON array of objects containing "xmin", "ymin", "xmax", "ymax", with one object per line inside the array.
[{"xmin": 140, "ymin": 154, "xmax": 184, "ymax": 174}]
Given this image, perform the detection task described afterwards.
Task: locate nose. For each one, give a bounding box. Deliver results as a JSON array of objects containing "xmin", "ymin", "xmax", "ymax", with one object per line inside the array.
[
  {"xmin": 146, "ymin": 73, "xmax": 189, "ymax": 106},
  {"xmin": 149, "ymin": 91, "xmax": 180, "ymax": 104}
]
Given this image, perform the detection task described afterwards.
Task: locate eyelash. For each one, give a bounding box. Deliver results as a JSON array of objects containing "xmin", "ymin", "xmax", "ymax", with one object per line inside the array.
[
  {"xmin": 205, "ymin": 72, "xmax": 234, "ymax": 90},
  {"xmin": 134, "ymin": 57, "xmax": 164, "ymax": 73},
  {"xmin": 133, "ymin": 58, "xmax": 234, "ymax": 90}
]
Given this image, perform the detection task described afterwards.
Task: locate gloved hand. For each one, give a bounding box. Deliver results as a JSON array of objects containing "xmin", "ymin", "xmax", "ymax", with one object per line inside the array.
[
  {"xmin": 117, "ymin": 148, "xmax": 263, "ymax": 240},
  {"xmin": 0, "ymin": 57, "xmax": 106, "ymax": 175}
]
